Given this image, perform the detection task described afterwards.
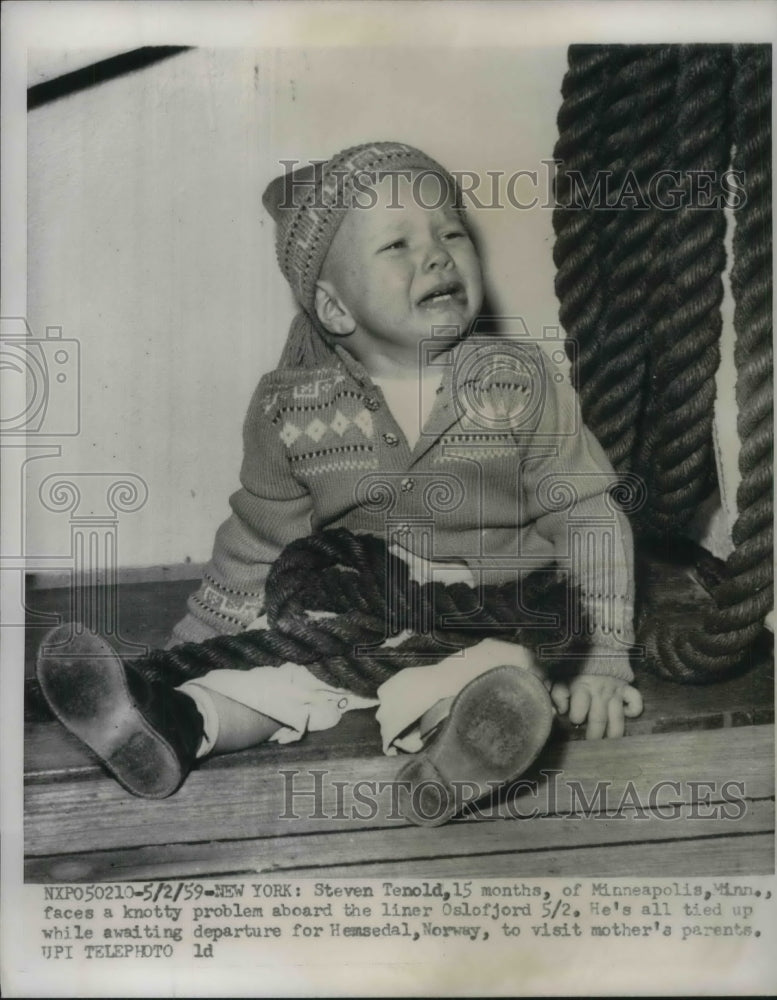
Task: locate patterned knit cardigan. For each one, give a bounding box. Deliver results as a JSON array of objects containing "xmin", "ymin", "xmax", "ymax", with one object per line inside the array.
[{"xmin": 171, "ymin": 338, "xmax": 636, "ymax": 682}]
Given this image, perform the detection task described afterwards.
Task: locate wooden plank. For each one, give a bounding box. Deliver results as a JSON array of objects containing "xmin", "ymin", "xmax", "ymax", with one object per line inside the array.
[
  {"xmin": 24, "ymin": 711, "xmax": 384, "ymax": 781},
  {"xmin": 24, "ymin": 579, "xmax": 197, "ymax": 681},
  {"xmin": 293, "ymin": 833, "xmax": 776, "ymax": 879},
  {"xmin": 25, "ymin": 725, "xmax": 774, "ymax": 856},
  {"xmin": 25, "ymin": 659, "xmax": 775, "ymax": 744},
  {"xmin": 24, "ymin": 798, "xmax": 774, "ymax": 883},
  {"xmin": 24, "ymin": 696, "xmax": 775, "ymax": 785}
]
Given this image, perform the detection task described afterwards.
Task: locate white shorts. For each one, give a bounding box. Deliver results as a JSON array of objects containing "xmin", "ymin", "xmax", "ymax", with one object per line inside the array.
[
  {"xmin": 180, "ymin": 637, "xmax": 538, "ymax": 757},
  {"xmin": 179, "ymin": 545, "xmax": 539, "ymax": 756}
]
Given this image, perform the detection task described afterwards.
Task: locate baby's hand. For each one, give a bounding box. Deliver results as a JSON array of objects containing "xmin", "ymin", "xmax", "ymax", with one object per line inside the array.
[{"xmin": 550, "ymin": 675, "xmax": 643, "ymax": 739}]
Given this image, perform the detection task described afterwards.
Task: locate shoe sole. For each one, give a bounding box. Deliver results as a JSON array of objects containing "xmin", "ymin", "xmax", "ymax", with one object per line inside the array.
[
  {"xmin": 36, "ymin": 625, "xmax": 185, "ymax": 798},
  {"xmin": 395, "ymin": 665, "xmax": 553, "ymax": 827}
]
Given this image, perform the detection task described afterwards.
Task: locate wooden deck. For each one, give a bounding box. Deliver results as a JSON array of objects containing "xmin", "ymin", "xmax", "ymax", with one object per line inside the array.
[{"xmin": 23, "ymin": 549, "xmax": 775, "ymax": 882}]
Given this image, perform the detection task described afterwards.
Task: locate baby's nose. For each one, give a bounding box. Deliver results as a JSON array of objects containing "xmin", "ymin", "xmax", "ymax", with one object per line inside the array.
[{"xmin": 423, "ymin": 241, "xmax": 453, "ymax": 270}]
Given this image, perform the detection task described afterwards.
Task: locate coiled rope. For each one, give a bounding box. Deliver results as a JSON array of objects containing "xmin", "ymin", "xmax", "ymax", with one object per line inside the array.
[
  {"xmin": 132, "ymin": 529, "xmax": 583, "ymax": 698},
  {"xmin": 634, "ymin": 44, "xmax": 732, "ymax": 535},
  {"xmin": 553, "ymin": 45, "xmax": 613, "ymax": 415},
  {"xmin": 640, "ymin": 44, "xmax": 773, "ymax": 680},
  {"xmin": 554, "ymin": 43, "xmax": 773, "ymax": 681},
  {"xmin": 584, "ymin": 45, "xmax": 677, "ymax": 472}
]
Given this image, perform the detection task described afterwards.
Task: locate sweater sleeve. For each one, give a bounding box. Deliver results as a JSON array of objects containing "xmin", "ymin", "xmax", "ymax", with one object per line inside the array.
[
  {"xmin": 168, "ymin": 380, "xmax": 314, "ymax": 647},
  {"xmin": 517, "ymin": 350, "xmax": 636, "ymax": 683}
]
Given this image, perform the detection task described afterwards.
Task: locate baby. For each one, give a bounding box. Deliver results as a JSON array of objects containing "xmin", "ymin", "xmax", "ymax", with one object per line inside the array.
[{"xmin": 38, "ymin": 141, "xmax": 642, "ymax": 826}]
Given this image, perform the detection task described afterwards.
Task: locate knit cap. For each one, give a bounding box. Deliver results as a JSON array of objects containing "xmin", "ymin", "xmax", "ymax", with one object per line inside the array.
[{"xmin": 262, "ymin": 141, "xmax": 461, "ymax": 319}]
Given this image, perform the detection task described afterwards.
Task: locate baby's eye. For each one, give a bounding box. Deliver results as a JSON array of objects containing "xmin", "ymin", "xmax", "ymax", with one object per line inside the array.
[
  {"xmin": 442, "ymin": 230, "xmax": 466, "ymax": 241},
  {"xmin": 379, "ymin": 239, "xmax": 407, "ymax": 252}
]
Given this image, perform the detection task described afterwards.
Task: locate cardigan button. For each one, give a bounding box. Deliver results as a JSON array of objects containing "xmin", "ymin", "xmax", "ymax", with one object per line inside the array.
[
  {"xmin": 383, "ymin": 433, "xmax": 399, "ymax": 446},
  {"xmin": 364, "ymin": 397, "xmax": 380, "ymax": 411}
]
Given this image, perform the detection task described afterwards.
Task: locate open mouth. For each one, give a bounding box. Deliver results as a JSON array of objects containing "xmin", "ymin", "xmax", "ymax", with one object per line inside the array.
[{"xmin": 418, "ymin": 281, "xmax": 466, "ymax": 308}]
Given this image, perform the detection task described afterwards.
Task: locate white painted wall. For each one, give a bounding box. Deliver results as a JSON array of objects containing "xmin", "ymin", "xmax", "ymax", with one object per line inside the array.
[
  {"xmin": 26, "ymin": 45, "xmax": 571, "ymax": 571},
  {"xmin": 26, "ymin": 45, "xmax": 736, "ymax": 573}
]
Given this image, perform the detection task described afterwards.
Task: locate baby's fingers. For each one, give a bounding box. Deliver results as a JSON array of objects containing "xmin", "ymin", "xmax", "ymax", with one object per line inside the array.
[
  {"xmin": 550, "ymin": 682, "xmax": 570, "ymax": 715},
  {"xmin": 568, "ymin": 685, "xmax": 591, "ymax": 727},
  {"xmin": 585, "ymin": 695, "xmax": 609, "ymax": 740},
  {"xmin": 606, "ymin": 696, "xmax": 625, "ymax": 738},
  {"xmin": 623, "ymin": 686, "xmax": 644, "ymax": 718}
]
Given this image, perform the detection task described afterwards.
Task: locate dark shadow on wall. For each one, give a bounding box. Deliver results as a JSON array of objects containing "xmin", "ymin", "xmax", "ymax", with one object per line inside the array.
[{"xmin": 28, "ymin": 46, "xmax": 193, "ymax": 110}]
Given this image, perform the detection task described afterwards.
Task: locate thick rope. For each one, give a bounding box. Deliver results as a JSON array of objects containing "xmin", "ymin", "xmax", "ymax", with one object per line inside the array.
[
  {"xmin": 632, "ymin": 44, "xmax": 732, "ymax": 536},
  {"xmin": 582, "ymin": 45, "xmax": 677, "ymax": 472},
  {"xmin": 554, "ymin": 44, "xmax": 729, "ymax": 524},
  {"xmin": 640, "ymin": 44, "xmax": 773, "ymax": 680},
  {"xmin": 133, "ymin": 529, "xmax": 586, "ymax": 698},
  {"xmin": 553, "ymin": 42, "xmax": 772, "ymax": 682},
  {"xmin": 553, "ymin": 45, "xmax": 613, "ymax": 413}
]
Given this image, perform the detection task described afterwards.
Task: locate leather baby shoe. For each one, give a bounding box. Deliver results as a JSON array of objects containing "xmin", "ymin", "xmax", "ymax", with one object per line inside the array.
[
  {"xmin": 36, "ymin": 624, "xmax": 203, "ymax": 798},
  {"xmin": 395, "ymin": 664, "xmax": 553, "ymax": 827}
]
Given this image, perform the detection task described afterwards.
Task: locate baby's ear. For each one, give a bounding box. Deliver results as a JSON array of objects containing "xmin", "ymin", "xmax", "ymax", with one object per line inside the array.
[{"xmin": 314, "ymin": 281, "xmax": 355, "ymax": 336}]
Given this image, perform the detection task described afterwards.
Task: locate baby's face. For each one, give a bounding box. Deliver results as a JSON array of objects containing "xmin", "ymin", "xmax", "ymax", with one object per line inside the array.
[{"xmin": 317, "ymin": 171, "xmax": 483, "ymax": 373}]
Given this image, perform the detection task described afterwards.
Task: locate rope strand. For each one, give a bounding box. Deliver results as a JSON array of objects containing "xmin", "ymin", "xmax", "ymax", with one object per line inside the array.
[
  {"xmin": 634, "ymin": 44, "xmax": 733, "ymax": 535},
  {"xmin": 553, "ymin": 45, "xmax": 614, "ymax": 410},
  {"xmin": 553, "ymin": 42, "xmax": 772, "ymax": 682},
  {"xmin": 584, "ymin": 45, "xmax": 677, "ymax": 471},
  {"xmin": 134, "ymin": 529, "xmax": 588, "ymax": 698},
  {"xmin": 640, "ymin": 43, "xmax": 773, "ymax": 680}
]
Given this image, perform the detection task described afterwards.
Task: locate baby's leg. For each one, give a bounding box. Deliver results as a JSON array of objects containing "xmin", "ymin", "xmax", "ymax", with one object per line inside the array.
[
  {"xmin": 36, "ymin": 626, "xmax": 372, "ymax": 799},
  {"xmin": 36, "ymin": 627, "xmax": 206, "ymax": 799},
  {"xmin": 178, "ymin": 663, "xmax": 378, "ymax": 759},
  {"xmin": 375, "ymin": 639, "xmax": 554, "ymax": 827},
  {"xmin": 188, "ymin": 689, "xmax": 282, "ymax": 753},
  {"xmin": 377, "ymin": 637, "xmax": 546, "ymax": 754}
]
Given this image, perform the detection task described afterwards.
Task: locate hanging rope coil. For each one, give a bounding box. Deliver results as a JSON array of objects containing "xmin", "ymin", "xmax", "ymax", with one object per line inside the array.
[
  {"xmin": 554, "ymin": 44, "xmax": 730, "ymax": 527},
  {"xmin": 640, "ymin": 43, "xmax": 773, "ymax": 680},
  {"xmin": 554, "ymin": 42, "xmax": 772, "ymax": 682},
  {"xmin": 553, "ymin": 45, "xmax": 613, "ymax": 414},
  {"xmin": 134, "ymin": 529, "xmax": 585, "ymax": 698},
  {"xmin": 583, "ymin": 45, "xmax": 677, "ymax": 471},
  {"xmin": 634, "ymin": 44, "xmax": 733, "ymax": 535},
  {"xmin": 554, "ymin": 45, "xmax": 732, "ymax": 528}
]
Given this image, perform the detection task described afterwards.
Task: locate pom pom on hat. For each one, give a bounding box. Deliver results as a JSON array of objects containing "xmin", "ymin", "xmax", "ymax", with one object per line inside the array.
[{"xmin": 263, "ymin": 141, "xmax": 460, "ymax": 316}]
